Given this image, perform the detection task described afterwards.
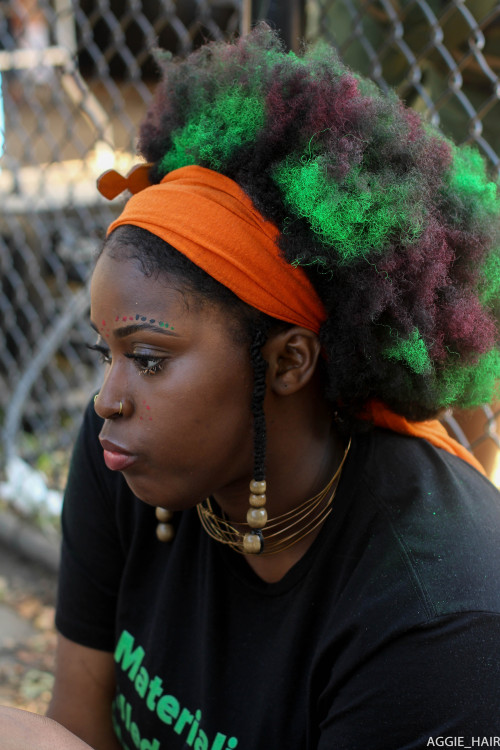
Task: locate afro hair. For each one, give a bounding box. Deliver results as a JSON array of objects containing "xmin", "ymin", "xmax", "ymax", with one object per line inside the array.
[{"xmin": 137, "ymin": 24, "xmax": 500, "ymax": 421}]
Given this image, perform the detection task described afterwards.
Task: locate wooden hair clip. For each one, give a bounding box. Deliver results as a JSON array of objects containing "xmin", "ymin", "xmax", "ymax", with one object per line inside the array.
[{"xmin": 97, "ymin": 163, "xmax": 153, "ymax": 200}]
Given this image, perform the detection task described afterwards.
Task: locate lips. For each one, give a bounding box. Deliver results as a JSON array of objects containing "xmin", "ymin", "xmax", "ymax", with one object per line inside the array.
[{"xmin": 99, "ymin": 438, "xmax": 138, "ymax": 472}]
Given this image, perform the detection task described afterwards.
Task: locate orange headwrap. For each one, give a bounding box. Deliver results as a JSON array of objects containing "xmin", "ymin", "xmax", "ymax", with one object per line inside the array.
[
  {"xmin": 106, "ymin": 165, "xmax": 326, "ymax": 333},
  {"xmin": 365, "ymin": 400, "xmax": 486, "ymax": 475},
  {"xmin": 101, "ymin": 164, "xmax": 485, "ymax": 475}
]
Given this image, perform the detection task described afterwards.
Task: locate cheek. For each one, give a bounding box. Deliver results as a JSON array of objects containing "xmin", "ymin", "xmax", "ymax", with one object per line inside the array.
[
  {"xmin": 156, "ymin": 372, "xmax": 252, "ymax": 442},
  {"xmin": 138, "ymin": 400, "xmax": 154, "ymax": 422},
  {"xmin": 132, "ymin": 343, "xmax": 254, "ymax": 443}
]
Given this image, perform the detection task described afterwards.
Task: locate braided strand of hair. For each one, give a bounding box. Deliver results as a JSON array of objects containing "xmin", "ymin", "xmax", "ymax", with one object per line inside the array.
[{"xmin": 249, "ymin": 326, "xmax": 270, "ymax": 483}]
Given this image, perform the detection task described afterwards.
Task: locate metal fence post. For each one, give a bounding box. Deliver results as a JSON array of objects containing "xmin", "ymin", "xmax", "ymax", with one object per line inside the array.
[{"xmin": 247, "ymin": 0, "xmax": 307, "ymax": 50}]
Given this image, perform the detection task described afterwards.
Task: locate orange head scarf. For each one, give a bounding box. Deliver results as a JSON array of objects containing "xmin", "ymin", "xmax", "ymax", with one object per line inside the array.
[
  {"xmin": 364, "ymin": 400, "xmax": 486, "ymax": 475},
  {"xmin": 106, "ymin": 165, "xmax": 326, "ymax": 333},
  {"xmin": 100, "ymin": 164, "xmax": 485, "ymax": 476}
]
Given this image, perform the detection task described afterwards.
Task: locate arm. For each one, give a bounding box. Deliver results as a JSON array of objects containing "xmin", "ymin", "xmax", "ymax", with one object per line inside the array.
[
  {"xmin": 47, "ymin": 634, "xmax": 122, "ymax": 750},
  {"xmin": 0, "ymin": 706, "xmax": 93, "ymax": 750}
]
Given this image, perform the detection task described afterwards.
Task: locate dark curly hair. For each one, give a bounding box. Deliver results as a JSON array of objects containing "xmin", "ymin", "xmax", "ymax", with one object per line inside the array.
[{"xmin": 135, "ymin": 23, "xmax": 499, "ymax": 422}]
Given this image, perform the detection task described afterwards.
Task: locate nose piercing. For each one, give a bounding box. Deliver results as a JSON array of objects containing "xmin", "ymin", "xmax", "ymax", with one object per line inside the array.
[{"xmin": 93, "ymin": 394, "xmax": 123, "ymax": 417}]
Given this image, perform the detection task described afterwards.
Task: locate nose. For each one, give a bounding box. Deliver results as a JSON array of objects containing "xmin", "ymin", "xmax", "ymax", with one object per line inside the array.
[
  {"xmin": 94, "ymin": 392, "xmax": 125, "ymax": 419},
  {"xmin": 93, "ymin": 366, "xmax": 128, "ymax": 419}
]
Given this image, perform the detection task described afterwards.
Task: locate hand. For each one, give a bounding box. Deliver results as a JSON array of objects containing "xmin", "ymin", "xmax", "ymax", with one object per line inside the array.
[{"xmin": 0, "ymin": 706, "xmax": 94, "ymax": 750}]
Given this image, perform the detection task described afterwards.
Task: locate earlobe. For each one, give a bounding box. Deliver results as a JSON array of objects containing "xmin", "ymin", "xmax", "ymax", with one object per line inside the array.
[{"xmin": 266, "ymin": 328, "xmax": 322, "ymax": 396}]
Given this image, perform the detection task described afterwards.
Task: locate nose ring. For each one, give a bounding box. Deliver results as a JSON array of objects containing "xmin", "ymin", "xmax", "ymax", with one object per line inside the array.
[{"xmin": 93, "ymin": 394, "xmax": 122, "ymax": 417}]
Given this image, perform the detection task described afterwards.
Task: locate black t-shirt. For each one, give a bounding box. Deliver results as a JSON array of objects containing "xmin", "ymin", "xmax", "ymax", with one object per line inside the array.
[{"xmin": 56, "ymin": 400, "xmax": 500, "ymax": 749}]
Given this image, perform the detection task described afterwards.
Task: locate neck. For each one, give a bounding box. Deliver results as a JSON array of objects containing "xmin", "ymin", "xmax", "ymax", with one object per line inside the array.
[
  {"xmin": 209, "ymin": 379, "xmax": 348, "ymax": 581},
  {"xmin": 213, "ymin": 412, "xmax": 348, "ymax": 582},
  {"xmin": 244, "ymin": 430, "xmax": 349, "ymax": 582}
]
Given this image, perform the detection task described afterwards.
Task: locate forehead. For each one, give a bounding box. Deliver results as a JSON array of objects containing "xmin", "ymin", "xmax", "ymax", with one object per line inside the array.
[
  {"xmin": 91, "ymin": 248, "xmax": 192, "ymax": 317},
  {"xmin": 90, "ymin": 248, "xmax": 246, "ymax": 348}
]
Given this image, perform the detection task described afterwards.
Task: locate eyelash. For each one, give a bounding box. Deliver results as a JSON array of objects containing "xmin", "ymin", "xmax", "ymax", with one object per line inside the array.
[
  {"xmin": 86, "ymin": 344, "xmax": 165, "ymax": 376},
  {"xmin": 87, "ymin": 343, "xmax": 111, "ymax": 365},
  {"xmin": 126, "ymin": 353, "xmax": 165, "ymax": 377}
]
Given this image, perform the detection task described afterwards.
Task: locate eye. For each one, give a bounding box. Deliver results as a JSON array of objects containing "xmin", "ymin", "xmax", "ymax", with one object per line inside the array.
[
  {"xmin": 86, "ymin": 343, "xmax": 112, "ymax": 365},
  {"xmin": 125, "ymin": 353, "xmax": 166, "ymax": 376}
]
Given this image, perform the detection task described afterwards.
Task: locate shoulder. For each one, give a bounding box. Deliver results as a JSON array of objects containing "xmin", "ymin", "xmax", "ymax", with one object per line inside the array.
[{"xmin": 352, "ymin": 428, "xmax": 500, "ymax": 619}]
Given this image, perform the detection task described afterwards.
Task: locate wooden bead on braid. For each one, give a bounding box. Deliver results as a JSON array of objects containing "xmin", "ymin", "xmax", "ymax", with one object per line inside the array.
[
  {"xmin": 243, "ymin": 479, "xmax": 267, "ymax": 554},
  {"xmin": 156, "ymin": 506, "xmax": 175, "ymax": 542}
]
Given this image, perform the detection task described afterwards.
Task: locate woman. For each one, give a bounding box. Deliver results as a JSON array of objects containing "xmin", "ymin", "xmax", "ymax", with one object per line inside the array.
[{"xmin": 6, "ymin": 24, "xmax": 500, "ymax": 749}]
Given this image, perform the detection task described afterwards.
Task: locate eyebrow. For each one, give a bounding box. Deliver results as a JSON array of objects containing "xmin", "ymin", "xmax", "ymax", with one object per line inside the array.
[{"xmin": 90, "ymin": 322, "xmax": 180, "ymax": 338}]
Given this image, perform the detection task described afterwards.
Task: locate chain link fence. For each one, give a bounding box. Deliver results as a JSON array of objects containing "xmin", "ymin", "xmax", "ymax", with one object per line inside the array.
[{"xmin": 1, "ymin": 0, "xmax": 499, "ymax": 526}]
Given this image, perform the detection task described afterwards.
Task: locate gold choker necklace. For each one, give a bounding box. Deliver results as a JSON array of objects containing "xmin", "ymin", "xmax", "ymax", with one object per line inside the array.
[{"xmin": 196, "ymin": 439, "xmax": 351, "ymax": 556}]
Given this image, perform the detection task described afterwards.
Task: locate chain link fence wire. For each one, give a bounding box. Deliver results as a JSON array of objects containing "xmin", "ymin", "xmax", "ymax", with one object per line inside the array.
[
  {"xmin": 0, "ymin": 0, "xmax": 499, "ymax": 527},
  {"xmin": 308, "ymin": 0, "xmax": 500, "ymax": 175}
]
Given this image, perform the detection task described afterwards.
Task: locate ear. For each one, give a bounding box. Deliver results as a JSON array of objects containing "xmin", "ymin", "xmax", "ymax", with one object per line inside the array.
[{"xmin": 264, "ymin": 327, "xmax": 322, "ymax": 396}]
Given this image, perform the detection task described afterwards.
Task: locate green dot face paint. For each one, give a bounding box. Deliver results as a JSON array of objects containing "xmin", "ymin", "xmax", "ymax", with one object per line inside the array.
[{"xmin": 110, "ymin": 314, "xmax": 176, "ymax": 332}]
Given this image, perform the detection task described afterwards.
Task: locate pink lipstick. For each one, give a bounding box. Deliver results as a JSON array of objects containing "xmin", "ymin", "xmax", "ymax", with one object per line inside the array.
[
  {"xmin": 100, "ymin": 438, "xmax": 137, "ymax": 472},
  {"xmin": 103, "ymin": 450, "xmax": 137, "ymax": 472}
]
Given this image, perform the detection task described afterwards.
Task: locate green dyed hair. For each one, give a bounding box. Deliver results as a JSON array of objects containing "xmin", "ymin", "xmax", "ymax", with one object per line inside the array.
[{"xmin": 138, "ymin": 24, "xmax": 500, "ymax": 420}]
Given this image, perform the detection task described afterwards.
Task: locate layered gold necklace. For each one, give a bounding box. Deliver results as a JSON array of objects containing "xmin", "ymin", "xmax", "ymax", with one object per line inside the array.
[{"xmin": 196, "ymin": 439, "xmax": 351, "ymax": 556}]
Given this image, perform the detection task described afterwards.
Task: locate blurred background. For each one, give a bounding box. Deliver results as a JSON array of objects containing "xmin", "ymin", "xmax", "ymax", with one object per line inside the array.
[
  {"xmin": 0, "ymin": 0, "xmax": 499, "ymax": 715},
  {"xmin": 0, "ymin": 0, "xmax": 499, "ymax": 572}
]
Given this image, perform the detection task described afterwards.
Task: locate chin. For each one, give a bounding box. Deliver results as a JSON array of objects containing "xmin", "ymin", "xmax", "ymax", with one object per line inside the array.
[
  {"xmin": 122, "ymin": 472, "xmax": 200, "ymax": 512},
  {"xmin": 122, "ymin": 472, "xmax": 163, "ymax": 506}
]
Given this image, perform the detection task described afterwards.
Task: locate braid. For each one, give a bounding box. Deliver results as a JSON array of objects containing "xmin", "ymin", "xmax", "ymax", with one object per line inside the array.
[{"xmin": 249, "ymin": 326, "xmax": 270, "ymax": 483}]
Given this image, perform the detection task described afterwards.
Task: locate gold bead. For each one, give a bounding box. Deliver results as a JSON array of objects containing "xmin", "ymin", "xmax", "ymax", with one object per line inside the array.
[
  {"xmin": 242, "ymin": 531, "xmax": 263, "ymax": 554},
  {"xmin": 249, "ymin": 479, "xmax": 266, "ymax": 494},
  {"xmin": 155, "ymin": 507, "xmax": 173, "ymax": 522},
  {"xmin": 249, "ymin": 493, "xmax": 266, "ymax": 508},
  {"xmin": 246, "ymin": 507, "xmax": 268, "ymax": 529},
  {"xmin": 156, "ymin": 523, "xmax": 175, "ymax": 543}
]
